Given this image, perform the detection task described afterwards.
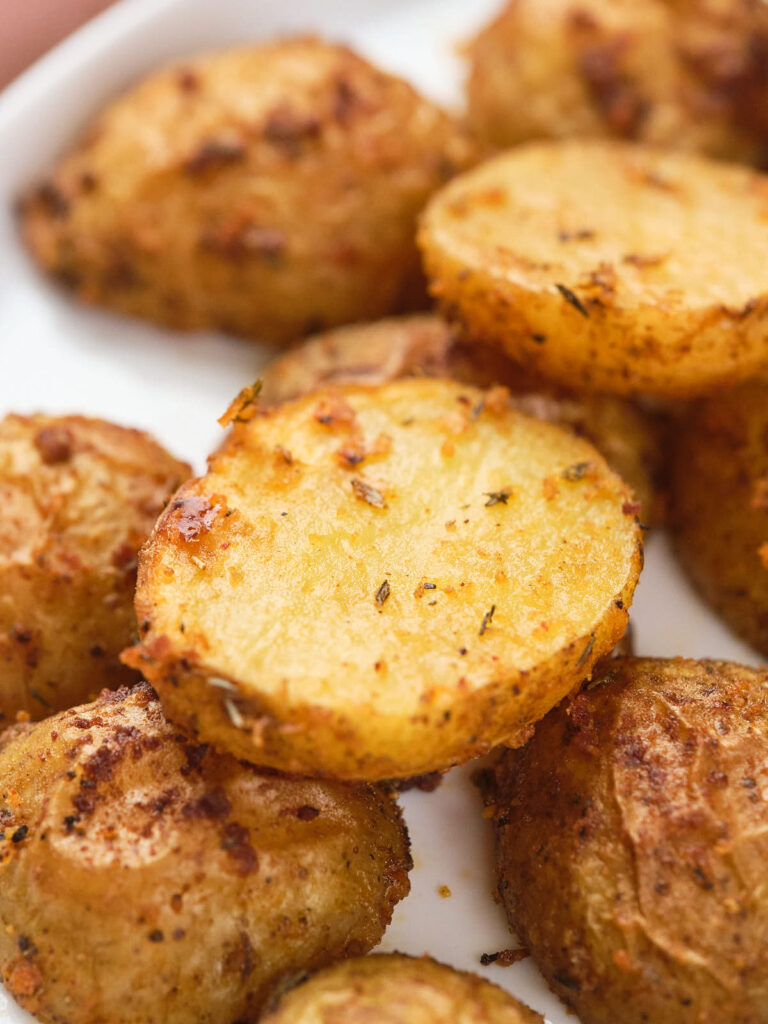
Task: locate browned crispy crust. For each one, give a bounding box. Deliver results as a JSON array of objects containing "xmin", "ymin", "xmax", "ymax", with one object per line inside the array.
[
  {"xmin": 0, "ymin": 414, "xmax": 189, "ymax": 722},
  {"xmin": 18, "ymin": 37, "xmax": 477, "ymax": 345},
  {"xmin": 670, "ymin": 381, "xmax": 768, "ymax": 655},
  {"xmin": 466, "ymin": 0, "xmax": 768, "ymax": 165},
  {"xmin": 484, "ymin": 656, "xmax": 768, "ymax": 1024},
  {"xmin": 0, "ymin": 684, "xmax": 411, "ymax": 1024}
]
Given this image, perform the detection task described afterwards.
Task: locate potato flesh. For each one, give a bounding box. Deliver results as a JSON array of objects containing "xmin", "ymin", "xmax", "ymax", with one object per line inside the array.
[
  {"xmin": 260, "ymin": 954, "xmax": 543, "ymax": 1024},
  {"xmin": 133, "ymin": 378, "xmax": 642, "ymax": 778},
  {"xmin": 420, "ymin": 140, "xmax": 768, "ymax": 395}
]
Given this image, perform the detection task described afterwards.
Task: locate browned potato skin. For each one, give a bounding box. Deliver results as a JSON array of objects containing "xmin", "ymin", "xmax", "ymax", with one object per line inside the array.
[
  {"xmin": 260, "ymin": 314, "xmax": 665, "ymax": 521},
  {"xmin": 484, "ymin": 656, "xmax": 768, "ymax": 1024},
  {"xmin": 0, "ymin": 684, "xmax": 411, "ymax": 1024},
  {"xmin": 420, "ymin": 140, "xmax": 768, "ymax": 397},
  {"xmin": 19, "ymin": 38, "xmax": 477, "ymax": 345},
  {"xmin": 126, "ymin": 378, "xmax": 642, "ymax": 781},
  {"xmin": 671, "ymin": 382, "xmax": 768, "ymax": 655},
  {"xmin": 466, "ymin": 0, "xmax": 768, "ymax": 164},
  {"xmin": 0, "ymin": 414, "xmax": 189, "ymax": 723},
  {"xmin": 260, "ymin": 953, "xmax": 543, "ymax": 1023}
]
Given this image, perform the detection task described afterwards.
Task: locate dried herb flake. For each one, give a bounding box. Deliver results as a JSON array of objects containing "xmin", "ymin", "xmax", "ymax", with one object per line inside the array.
[
  {"xmin": 375, "ymin": 580, "xmax": 390, "ymax": 607},
  {"xmin": 484, "ymin": 491, "xmax": 511, "ymax": 507},
  {"xmin": 555, "ymin": 283, "xmax": 589, "ymax": 317},
  {"xmin": 479, "ymin": 605, "xmax": 496, "ymax": 636},
  {"xmin": 351, "ymin": 478, "xmax": 387, "ymax": 508}
]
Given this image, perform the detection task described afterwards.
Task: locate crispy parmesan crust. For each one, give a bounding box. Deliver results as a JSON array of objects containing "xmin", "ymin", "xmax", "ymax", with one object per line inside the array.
[
  {"xmin": 0, "ymin": 414, "xmax": 189, "ymax": 722},
  {"xmin": 127, "ymin": 378, "xmax": 642, "ymax": 780},
  {"xmin": 420, "ymin": 140, "xmax": 768, "ymax": 397},
  {"xmin": 19, "ymin": 37, "xmax": 477, "ymax": 344},
  {"xmin": 0, "ymin": 685, "xmax": 410, "ymax": 1024},
  {"xmin": 485, "ymin": 657, "xmax": 768, "ymax": 1024},
  {"xmin": 260, "ymin": 953, "xmax": 543, "ymax": 1023},
  {"xmin": 260, "ymin": 314, "xmax": 666, "ymax": 521}
]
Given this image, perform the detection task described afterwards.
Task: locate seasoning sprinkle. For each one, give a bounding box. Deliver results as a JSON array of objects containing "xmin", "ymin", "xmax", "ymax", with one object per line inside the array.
[
  {"xmin": 424, "ymin": 583, "xmax": 437, "ymax": 590},
  {"xmin": 351, "ymin": 478, "xmax": 387, "ymax": 508},
  {"xmin": 484, "ymin": 491, "xmax": 511, "ymax": 507},
  {"xmin": 562, "ymin": 462, "xmax": 591, "ymax": 481},
  {"xmin": 218, "ymin": 379, "xmax": 263, "ymax": 427},
  {"xmin": 209, "ymin": 677, "xmax": 238, "ymax": 693},
  {"xmin": 555, "ymin": 283, "xmax": 589, "ymax": 317},
  {"xmin": 576, "ymin": 635, "xmax": 595, "ymax": 667},
  {"xmin": 479, "ymin": 605, "xmax": 496, "ymax": 636},
  {"xmin": 375, "ymin": 580, "xmax": 391, "ymax": 607},
  {"xmin": 223, "ymin": 698, "xmax": 245, "ymax": 729},
  {"xmin": 11, "ymin": 826, "xmax": 28, "ymax": 844}
]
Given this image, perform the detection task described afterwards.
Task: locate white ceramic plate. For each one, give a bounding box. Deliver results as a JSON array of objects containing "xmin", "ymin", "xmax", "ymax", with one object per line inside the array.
[{"xmin": 0, "ymin": 1, "xmax": 762, "ymax": 1021}]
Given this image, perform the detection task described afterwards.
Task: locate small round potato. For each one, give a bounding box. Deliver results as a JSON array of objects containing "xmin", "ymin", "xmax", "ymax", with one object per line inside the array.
[
  {"xmin": 260, "ymin": 314, "xmax": 666, "ymax": 520},
  {"xmin": 483, "ymin": 656, "xmax": 768, "ymax": 1024},
  {"xmin": 671, "ymin": 382, "xmax": 768, "ymax": 655},
  {"xmin": 19, "ymin": 37, "xmax": 477, "ymax": 345},
  {"xmin": 126, "ymin": 377, "xmax": 643, "ymax": 781},
  {"xmin": 0, "ymin": 414, "xmax": 189, "ymax": 723},
  {"xmin": 420, "ymin": 140, "xmax": 768, "ymax": 396},
  {"xmin": 260, "ymin": 953, "xmax": 543, "ymax": 1023},
  {"xmin": 0, "ymin": 684, "xmax": 411, "ymax": 1024},
  {"xmin": 465, "ymin": 0, "xmax": 768, "ymax": 163}
]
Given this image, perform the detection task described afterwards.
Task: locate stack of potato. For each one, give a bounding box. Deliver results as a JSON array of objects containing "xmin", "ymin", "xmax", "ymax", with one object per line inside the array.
[{"xmin": 5, "ymin": 3, "xmax": 768, "ymax": 1022}]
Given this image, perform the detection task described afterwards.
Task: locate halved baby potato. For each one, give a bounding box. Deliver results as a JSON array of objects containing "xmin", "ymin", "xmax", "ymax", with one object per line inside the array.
[
  {"xmin": 420, "ymin": 140, "xmax": 768, "ymax": 396},
  {"xmin": 260, "ymin": 314, "xmax": 666, "ymax": 521},
  {"xmin": 19, "ymin": 38, "xmax": 477, "ymax": 345},
  {"xmin": 0, "ymin": 684, "xmax": 411, "ymax": 1024},
  {"xmin": 260, "ymin": 953, "xmax": 543, "ymax": 1023},
  {"xmin": 0, "ymin": 414, "xmax": 189, "ymax": 723},
  {"xmin": 127, "ymin": 377, "xmax": 643, "ymax": 780}
]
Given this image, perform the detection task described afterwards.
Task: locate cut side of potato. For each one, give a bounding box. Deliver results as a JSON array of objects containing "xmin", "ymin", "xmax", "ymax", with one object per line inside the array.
[
  {"xmin": 420, "ymin": 140, "xmax": 768, "ymax": 396},
  {"xmin": 483, "ymin": 656, "xmax": 768, "ymax": 1024},
  {"xmin": 260, "ymin": 953, "xmax": 543, "ymax": 1023},
  {"xmin": 127, "ymin": 377, "xmax": 643, "ymax": 780}
]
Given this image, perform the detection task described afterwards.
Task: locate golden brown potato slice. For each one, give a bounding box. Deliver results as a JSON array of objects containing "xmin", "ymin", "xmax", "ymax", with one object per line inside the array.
[
  {"xmin": 671, "ymin": 382, "xmax": 768, "ymax": 655},
  {"xmin": 126, "ymin": 378, "xmax": 643, "ymax": 781},
  {"xmin": 0, "ymin": 414, "xmax": 189, "ymax": 723},
  {"xmin": 420, "ymin": 140, "xmax": 768, "ymax": 397},
  {"xmin": 0, "ymin": 684, "xmax": 410, "ymax": 1024},
  {"xmin": 19, "ymin": 37, "xmax": 477, "ymax": 345},
  {"xmin": 260, "ymin": 314, "xmax": 666, "ymax": 521},
  {"xmin": 482, "ymin": 656, "xmax": 768, "ymax": 1024},
  {"xmin": 465, "ymin": 0, "xmax": 768, "ymax": 164},
  {"xmin": 260, "ymin": 953, "xmax": 543, "ymax": 1023}
]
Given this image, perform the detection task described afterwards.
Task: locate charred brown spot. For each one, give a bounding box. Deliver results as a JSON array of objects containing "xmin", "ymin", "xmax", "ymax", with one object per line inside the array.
[
  {"xmin": 295, "ymin": 805, "xmax": 320, "ymax": 821},
  {"xmin": 167, "ymin": 495, "xmax": 220, "ymax": 542},
  {"xmin": 578, "ymin": 39, "xmax": 649, "ymax": 138},
  {"xmin": 202, "ymin": 221, "xmax": 285, "ymax": 263},
  {"xmin": 34, "ymin": 425, "xmax": 73, "ymax": 465},
  {"xmin": 264, "ymin": 106, "xmax": 321, "ymax": 154},
  {"xmin": 184, "ymin": 140, "xmax": 246, "ymax": 175},
  {"xmin": 33, "ymin": 181, "xmax": 70, "ymax": 219},
  {"xmin": 221, "ymin": 822, "xmax": 258, "ymax": 875},
  {"xmin": 182, "ymin": 787, "xmax": 231, "ymax": 820},
  {"xmin": 177, "ymin": 68, "xmax": 201, "ymax": 93}
]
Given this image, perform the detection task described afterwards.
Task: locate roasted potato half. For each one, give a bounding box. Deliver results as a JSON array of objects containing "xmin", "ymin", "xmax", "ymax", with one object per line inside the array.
[
  {"xmin": 0, "ymin": 414, "xmax": 189, "ymax": 723},
  {"xmin": 0, "ymin": 684, "xmax": 411, "ymax": 1024},
  {"xmin": 19, "ymin": 37, "xmax": 477, "ymax": 345},
  {"xmin": 260, "ymin": 953, "xmax": 543, "ymax": 1023},
  {"xmin": 126, "ymin": 377, "xmax": 643, "ymax": 781},
  {"xmin": 671, "ymin": 382, "xmax": 768, "ymax": 655},
  {"xmin": 483, "ymin": 656, "xmax": 768, "ymax": 1024},
  {"xmin": 420, "ymin": 140, "xmax": 768, "ymax": 397},
  {"xmin": 260, "ymin": 314, "xmax": 666, "ymax": 521},
  {"xmin": 465, "ymin": 0, "xmax": 768, "ymax": 164}
]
